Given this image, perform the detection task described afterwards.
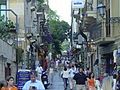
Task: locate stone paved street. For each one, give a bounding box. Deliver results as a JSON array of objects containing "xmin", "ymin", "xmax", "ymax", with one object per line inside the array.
[{"xmin": 47, "ymin": 71, "xmax": 64, "ymax": 90}]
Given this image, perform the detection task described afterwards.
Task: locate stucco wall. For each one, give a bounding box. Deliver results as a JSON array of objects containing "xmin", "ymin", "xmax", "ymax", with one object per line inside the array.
[{"xmin": 0, "ymin": 39, "xmax": 16, "ymax": 81}]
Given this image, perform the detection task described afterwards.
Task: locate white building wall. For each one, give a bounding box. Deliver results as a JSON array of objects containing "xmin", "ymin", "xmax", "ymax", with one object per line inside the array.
[
  {"xmin": 0, "ymin": 39, "xmax": 16, "ymax": 81},
  {"xmin": 0, "ymin": 58, "xmax": 5, "ymax": 81}
]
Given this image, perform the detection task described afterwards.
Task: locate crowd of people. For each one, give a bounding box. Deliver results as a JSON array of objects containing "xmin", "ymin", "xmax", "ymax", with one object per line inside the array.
[
  {"xmin": 59, "ymin": 59, "xmax": 120, "ymax": 90},
  {"xmin": 1, "ymin": 58, "xmax": 120, "ymax": 90}
]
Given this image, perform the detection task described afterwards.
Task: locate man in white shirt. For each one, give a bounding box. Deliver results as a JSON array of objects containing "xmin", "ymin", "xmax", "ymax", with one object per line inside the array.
[
  {"xmin": 22, "ymin": 72, "xmax": 45, "ymax": 90},
  {"xmin": 68, "ymin": 65, "xmax": 76, "ymax": 90},
  {"xmin": 35, "ymin": 64, "xmax": 43, "ymax": 80}
]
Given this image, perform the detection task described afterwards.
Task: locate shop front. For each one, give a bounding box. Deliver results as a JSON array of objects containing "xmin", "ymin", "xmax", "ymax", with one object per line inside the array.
[
  {"xmin": 101, "ymin": 53, "xmax": 114, "ymax": 75},
  {"xmin": 99, "ymin": 43, "xmax": 117, "ymax": 75}
]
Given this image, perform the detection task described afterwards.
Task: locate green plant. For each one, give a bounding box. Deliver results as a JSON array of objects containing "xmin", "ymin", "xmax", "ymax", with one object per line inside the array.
[
  {"xmin": 37, "ymin": 0, "xmax": 45, "ymax": 10},
  {"xmin": 37, "ymin": 0, "xmax": 44, "ymax": 4},
  {"xmin": 0, "ymin": 16, "xmax": 16, "ymax": 40},
  {"xmin": 6, "ymin": 20, "xmax": 15, "ymax": 28}
]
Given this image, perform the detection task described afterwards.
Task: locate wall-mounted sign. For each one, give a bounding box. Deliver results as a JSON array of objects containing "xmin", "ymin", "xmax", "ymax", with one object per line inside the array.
[{"xmin": 72, "ymin": 0, "xmax": 85, "ymax": 10}]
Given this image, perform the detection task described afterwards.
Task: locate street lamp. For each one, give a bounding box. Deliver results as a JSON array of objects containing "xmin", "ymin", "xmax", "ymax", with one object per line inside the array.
[{"xmin": 97, "ymin": 3, "xmax": 106, "ymax": 18}]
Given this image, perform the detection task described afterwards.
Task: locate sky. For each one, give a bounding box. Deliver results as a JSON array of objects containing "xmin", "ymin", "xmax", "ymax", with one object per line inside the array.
[{"xmin": 49, "ymin": 0, "xmax": 71, "ymax": 25}]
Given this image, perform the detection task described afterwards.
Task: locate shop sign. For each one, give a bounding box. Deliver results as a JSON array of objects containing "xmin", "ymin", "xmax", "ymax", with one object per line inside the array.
[
  {"xmin": 72, "ymin": 0, "xmax": 85, "ymax": 9},
  {"xmin": 17, "ymin": 69, "xmax": 31, "ymax": 90}
]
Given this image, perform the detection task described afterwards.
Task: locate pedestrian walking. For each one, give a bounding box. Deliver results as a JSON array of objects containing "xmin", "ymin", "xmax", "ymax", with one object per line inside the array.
[
  {"xmin": 95, "ymin": 78, "xmax": 101, "ymax": 90},
  {"xmin": 55, "ymin": 59, "xmax": 59, "ymax": 71},
  {"xmin": 87, "ymin": 72, "xmax": 96, "ymax": 90},
  {"xmin": 101, "ymin": 73, "xmax": 112, "ymax": 90},
  {"xmin": 85, "ymin": 67, "xmax": 91, "ymax": 78},
  {"xmin": 61, "ymin": 66, "xmax": 69, "ymax": 90},
  {"xmin": 35, "ymin": 64, "xmax": 43, "ymax": 81},
  {"xmin": 68, "ymin": 65, "xmax": 76, "ymax": 90},
  {"xmin": 116, "ymin": 71, "xmax": 120, "ymax": 90},
  {"xmin": 43, "ymin": 57, "xmax": 48, "ymax": 71},
  {"xmin": 48, "ymin": 65, "xmax": 54, "ymax": 85},
  {"xmin": 73, "ymin": 67, "xmax": 87, "ymax": 90},
  {"xmin": 22, "ymin": 71, "xmax": 45, "ymax": 90},
  {"xmin": 112, "ymin": 73, "xmax": 117, "ymax": 90},
  {"xmin": 1, "ymin": 76, "xmax": 18, "ymax": 90}
]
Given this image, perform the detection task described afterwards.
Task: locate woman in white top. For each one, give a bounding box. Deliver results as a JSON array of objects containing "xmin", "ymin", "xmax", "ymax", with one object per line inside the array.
[
  {"xmin": 49, "ymin": 66, "xmax": 54, "ymax": 85},
  {"xmin": 95, "ymin": 78, "xmax": 101, "ymax": 90},
  {"xmin": 61, "ymin": 67, "xmax": 69, "ymax": 90}
]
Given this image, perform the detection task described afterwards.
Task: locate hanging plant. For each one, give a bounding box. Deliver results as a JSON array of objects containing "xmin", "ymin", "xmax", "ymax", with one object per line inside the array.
[
  {"xmin": 0, "ymin": 16, "xmax": 16, "ymax": 42},
  {"xmin": 6, "ymin": 20, "xmax": 16, "ymax": 33}
]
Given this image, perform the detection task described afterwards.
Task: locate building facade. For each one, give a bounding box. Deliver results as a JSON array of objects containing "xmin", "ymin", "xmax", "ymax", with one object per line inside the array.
[
  {"xmin": 0, "ymin": 0, "xmax": 17, "ymax": 82},
  {"xmin": 87, "ymin": 0, "xmax": 120, "ymax": 76},
  {"xmin": 71, "ymin": 0, "xmax": 88, "ymax": 68},
  {"xmin": 71, "ymin": 0, "xmax": 120, "ymax": 77},
  {"xmin": 6, "ymin": 0, "xmax": 47, "ymax": 69}
]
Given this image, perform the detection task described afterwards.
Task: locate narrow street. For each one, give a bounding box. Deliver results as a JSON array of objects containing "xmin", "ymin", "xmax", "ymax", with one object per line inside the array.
[
  {"xmin": 0, "ymin": 0, "xmax": 120, "ymax": 90},
  {"xmin": 47, "ymin": 71, "xmax": 64, "ymax": 90}
]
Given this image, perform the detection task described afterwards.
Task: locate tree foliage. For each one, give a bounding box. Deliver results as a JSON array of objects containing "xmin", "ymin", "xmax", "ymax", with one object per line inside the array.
[
  {"xmin": 48, "ymin": 9, "xmax": 70, "ymax": 56},
  {"xmin": 37, "ymin": 0, "xmax": 44, "ymax": 4},
  {"xmin": 49, "ymin": 20, "xmax": 69, "ymax": 43},
  {"xmin": 61, "ymin": 39, "xmax": 70, "ymax": 51},
  {"xmin": 0, "ymin": 16, "xmax": 8, "ymax": 39},
  {"xmin": 37, "ymin": 0, "xmax": 45, "ymax": 11},
  {"xmin": 47, "ymin": 9, "xmax": 59, "ymax": 21}
]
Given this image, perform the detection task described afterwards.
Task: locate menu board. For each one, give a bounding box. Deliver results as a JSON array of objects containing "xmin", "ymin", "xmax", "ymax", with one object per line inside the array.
[{"xmin": 17, "ymin": 69, "xmax": 31, "ymax": 90}]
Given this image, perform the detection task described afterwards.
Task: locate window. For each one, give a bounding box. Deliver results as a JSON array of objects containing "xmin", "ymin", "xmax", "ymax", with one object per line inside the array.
[
  {"xmin": 0, "ymin": 5, "xmax": 6, "ymax": 15},
  {"xmin": 0, "ymin": 0, "xmax": 7, "ymax": 20}
]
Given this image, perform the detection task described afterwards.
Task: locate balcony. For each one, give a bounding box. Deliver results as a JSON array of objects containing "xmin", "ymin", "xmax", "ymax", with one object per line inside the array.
[
  {"xmin": 84, "ymin": 16, "xmax": 96, "ymax": 32},
  {"xmin": 86, "ymin": 10, "xmax": 97, "ymax": 18},
  {"xmin": 89, "ymin": 21, "xmax": 115, "ymax": 46}
]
